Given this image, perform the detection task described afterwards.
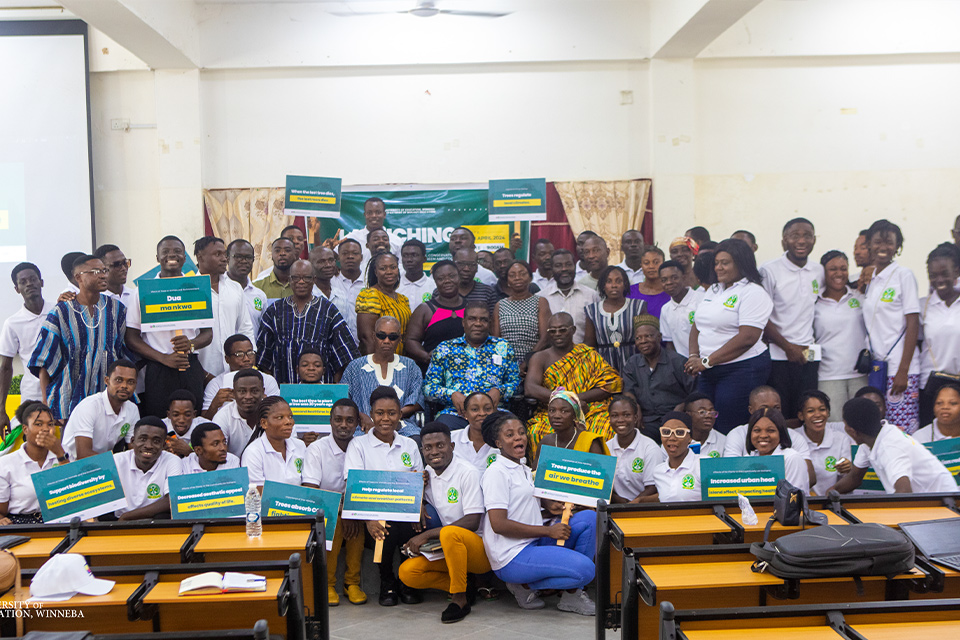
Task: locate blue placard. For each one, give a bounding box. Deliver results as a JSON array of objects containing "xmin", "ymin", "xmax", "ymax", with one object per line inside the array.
[
  {"xmin": 260, "ymin": 480, "xmax": 341, "ymax": 550},
  {"xmin": 32, "ymin": 451, "xmax": 127, "ymax": 523},
  {"xmin": 700, "ymin": 456, "xmax": 785, "ymax": 501},
  {"xmin": 342, "ymin": 470, "xmax": 423, "ymax": 522},
  {"xmin": 169, "ymin": 467, "xmax": 249, "ymax": 520}
]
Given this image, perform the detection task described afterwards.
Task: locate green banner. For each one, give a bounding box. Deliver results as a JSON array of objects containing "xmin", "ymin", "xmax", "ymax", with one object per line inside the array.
[
  {"xmin": 488, "ymin": 178, "xmax": 547, "ymax": 222},
  {"xmin": 137, "ymin": 275, "xmax": 214, "ymax": 332},
  {"xmin": 284, "ymin": 175, "xmax": 342, "ymax": 218},
  {"xmin": 532, "ymin": 445, "xmax": 616, "ymax": 508},
  {"xmin": 32, "ymin": 451, "xmax": 127, "ymax": 523},
  {"xmin": 850, "ymin": 445, "xmax": 886, "ymax": 493},
  {"xmin": 260, "ymin": 480, "xmax": 341, "ymax": 550},
  {"xmin": 309, "ymin": 187, "xmax": 530, "ymax": 264},
  {"xmin": 700, "ymin": 456, "xmax": 785, "ymax": 500},
  {"xmin": 169, "ymin": 467, "xmax": 249, "ymax": 520},
  {"xmin": 342, "ymin": 469, "xmax": 423, "ymax": 522},
  {"xmin": 280, "ymin": 384, "xmax": 349, "ymax": 435},
  {"xmin": 926, "ymin": 439, "xmax": 960, "ymax": 486}
]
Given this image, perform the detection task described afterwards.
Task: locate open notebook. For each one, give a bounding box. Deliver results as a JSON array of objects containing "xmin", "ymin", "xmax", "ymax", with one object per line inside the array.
[{"xmin": 179, "ymin": 571, "xmax": 267, "ymax": 596}]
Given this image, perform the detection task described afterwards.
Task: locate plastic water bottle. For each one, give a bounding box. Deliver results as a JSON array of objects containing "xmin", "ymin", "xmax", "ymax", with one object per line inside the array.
[{"xmin": 245, "ymin": 484, "xmax": 262, "ymax": 538}]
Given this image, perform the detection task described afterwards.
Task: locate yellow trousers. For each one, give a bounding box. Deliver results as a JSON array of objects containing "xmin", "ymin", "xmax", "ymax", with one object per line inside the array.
[
  {"xmin": 328, "ymin": 518, "xmax": 364, "ymax": 586},
  {"xmin": 398, "ymin": 526, "xmax": 491, "ymax": 594}
]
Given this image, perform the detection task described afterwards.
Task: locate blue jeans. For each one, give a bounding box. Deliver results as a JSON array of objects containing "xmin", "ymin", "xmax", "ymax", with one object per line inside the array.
[
  {"xmin": 697, "ymin": 351, "xmax": 771, "ymax": 435},
  {"xmin": 494, "ymin": 510, "xmax": 596, "ymax": 590}
]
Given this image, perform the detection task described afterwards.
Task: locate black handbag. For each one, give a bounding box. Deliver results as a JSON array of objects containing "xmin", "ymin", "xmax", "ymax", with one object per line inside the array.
[
  {"xmin": 761, "ymin": 479, "xmax": 827, "ymax": 542},
  {"xmin": 855, "ymin": 348, "xmax": 872, "ymax": 375}
]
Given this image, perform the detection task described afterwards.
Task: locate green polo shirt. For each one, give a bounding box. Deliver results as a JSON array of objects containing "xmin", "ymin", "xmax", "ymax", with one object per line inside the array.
[{"xmin": 253, "ymin": 270, "xmax": 293, "ymax": 300}]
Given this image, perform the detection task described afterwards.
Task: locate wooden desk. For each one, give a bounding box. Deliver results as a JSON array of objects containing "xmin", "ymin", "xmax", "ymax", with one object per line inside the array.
[
  {"xmin": 72, "ymin": 532, "xmax": 189, "ymax": 566},
  {"xmin": 144, "ymin": 578, "xmax": 285, "ymax": 604},
  {"xmin": 195, "ymin": 530, "xmax": 310, "ymax": 554},
  {"xmin": 851, "ymin": 620, "xmax": 960, "ymax": 639},
  {"xmin": 683, "ymin": 627, "xmax": 843, "ymax": 640},
  {"xmin": 731, "ymin": 509, "xmax": 848, "ymax": 543},
  {"xmin": 145, "ymin": 578, "xmax": 289, "ymax": 634},
  {"xmin": 0, "ymin": 583, "xmax": 152, "ymax": 635},
  {"xmin": 846, "ymin": 506, "xmax": 960, "ymax": 527},
  {"xmin": 9, "ymin": 537, "xmax": 62, "ymax": 568}
]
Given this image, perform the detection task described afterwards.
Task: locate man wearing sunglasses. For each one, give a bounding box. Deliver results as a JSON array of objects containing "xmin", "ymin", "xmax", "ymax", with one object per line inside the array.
[{"xmin": 93, "ymin": 244, "xmax": 137, "ymax": 310}]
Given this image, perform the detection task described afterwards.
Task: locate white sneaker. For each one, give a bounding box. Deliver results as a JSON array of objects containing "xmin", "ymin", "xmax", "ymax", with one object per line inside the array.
[
  {"xmin": 506, "ymin": 583, "xmax": 545, "ymax": 610},
  {"xmin": 557, "ymin": 589, "xmax": 595, "ymax": 616}
]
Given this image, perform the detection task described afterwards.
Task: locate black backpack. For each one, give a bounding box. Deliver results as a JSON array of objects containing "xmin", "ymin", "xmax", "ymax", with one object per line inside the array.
[{"xmin": 751, "ymin": 522, "xmax": 915, "ymax": 580}]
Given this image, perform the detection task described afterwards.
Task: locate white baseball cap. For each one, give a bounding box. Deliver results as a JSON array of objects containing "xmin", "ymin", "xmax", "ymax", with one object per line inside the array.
[{"xmin": 29, "ymin": 554, "xmax": 115, "ymax": 602}]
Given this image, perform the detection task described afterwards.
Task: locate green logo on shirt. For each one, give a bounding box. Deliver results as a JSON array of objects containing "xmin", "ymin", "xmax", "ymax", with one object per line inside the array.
[
  {"xmin": 146, "ymin": 483, "xmax": 161, "ymax": 499},
  {"xmin": 825, "ymin": 456, "xmax": 837, "ymax": 472},
  {"xmin": 848, "ymin": 298, "xmax": 861, "ymax": 309},
  {"xmin": 631, "ymin": 457, "xmax": 644, "ymax": 473},
  {"xmin": 486, "ymin": 454, "xmax": 497, "ymax": 467},
  {"xmin": 447, "ymin": 488, "xmax": 459, "ymax": 503},
  {"xmin": 688, "ymin": 310, "xmax": 695, "ymax": 325},
  {"xmin": 295, "ymin": 458, "xmax": 304, "ymax": 474},
  {"xmin": 254, "ymin": 297, "xmax": 264, "ymax": 311},
  {"xmin": 881, "ymin": 288, "xmax": 896, "ymax": 303},
  {"xmin": 120, "ymin": 423, "xmax": 131, "ymax": 438},
  {"xmin": 681, "ymin": 474, "xmax": 695, "ymax": 490},
  {"xmin": 723, "ymin": 295, "xmax": 738, "ymax": 309},
  {"xmin": 422, "ymin": 293, "xmax": 431, "ymax": 302},
  {"xmin": 708, "ymin": 450, "xmax": 720, "ymax": 458},
  {"xmin": 401, "ymin": 452, "xmax": 413, "ymax": 468},
  {"xmin": 812, "ymin": 280, "xmax": 820, "ymax": 294}
]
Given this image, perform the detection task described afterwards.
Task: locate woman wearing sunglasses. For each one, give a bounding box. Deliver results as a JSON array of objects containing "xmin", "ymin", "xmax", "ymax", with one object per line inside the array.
[
  {"xmin": 339, "ymin": 316, "xmax": 424, "ymax": 439},
  {"xmin": 652, "ymin": 412, "xmax": 701, "ymax": 502}
]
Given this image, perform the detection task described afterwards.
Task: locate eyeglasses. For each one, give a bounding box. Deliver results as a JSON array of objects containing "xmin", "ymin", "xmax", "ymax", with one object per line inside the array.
[
  {"xmin": 76, "ymin": 268, "xmax": 108, "ymax": 277},
  {"xmin": 230, "ymin": 349, "xmax": 256, "ymax": 358},
  {"xmin": 290, "ymin": 275, "xmax": 314, "ymax": 282},
  {"xmin": 696, "ymin": 410, "xmax": 719, "ymax": 418},
  {"xmin": 660, "ymin": 427, "xmax": 690, "ymax": 438},
  {"xmin": 375, "ymin": 331, "xmax": 401, "ymax": 341},
  {"xmin": 547, "ymin": 327, "xmax": 573, "ymax": 335},
  {"xmin": 107, "ymin": 259, "xmax": 131, "ymax": 269},
  {"xmin": 231, "ymin": 253, "xmax": 255, "ymax": 262}
]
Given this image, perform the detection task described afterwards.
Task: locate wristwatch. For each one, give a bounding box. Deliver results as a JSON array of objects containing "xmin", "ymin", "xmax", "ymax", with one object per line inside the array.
[{"xmin": 701, "ymin": 356, "xmax": 713, "ymax": 369}]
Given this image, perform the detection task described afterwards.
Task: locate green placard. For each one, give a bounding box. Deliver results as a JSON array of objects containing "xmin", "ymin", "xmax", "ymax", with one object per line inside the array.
[
  {"xmin": 342, "ymin": 469, "xmax": 423, "ymax": 522},
  {"xmin": 31, "ymin": 451, "xmax": 127, "ymax": 523},
  {"xmin": 260, "ymin": 480, "xmax": 341, "ymax": 550},
  {"xmin": 700, "ymin": 456, "xmax": 785, "ymax": 500},
  {"xmin": 850, "ymin": 445, "xmax": 887, "ymax": 492},
  {"xmin": 169, "ymin": 467, "xmax": 249, "ymax": 520},
  {"xmin": 925, "ymin": 439, "xmax": 960, "ymax": 486},
  {"xmin": 284, "ymin": 175, "xmax": 342, "ymax": 218},
  {"xmin": 280, "ymin": 384, "xmax": 349, "ymax": 434},
  {"xmin": 532, "ymin": 445, "xmax": 617, "ymax": 508},
  {"xmin": 487, "ymin": 178, "xmax": 547, "ymax": 222},
  {"xmin": 136, "ymin": 275, "xmax": 214, "ymax": 332}
]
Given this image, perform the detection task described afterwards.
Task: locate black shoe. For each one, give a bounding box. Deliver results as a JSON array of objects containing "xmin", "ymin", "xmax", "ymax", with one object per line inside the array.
[
  {"xmin": 399, "ymin": 586, "xmax": 423, "ymax": 604},
  {"xmin": 378, "ymin": 585, "xmax": 399, "ymax": 607},
  {"xmin": 441, "ymin": 602, "xmax": 471, "ymax": 623}
]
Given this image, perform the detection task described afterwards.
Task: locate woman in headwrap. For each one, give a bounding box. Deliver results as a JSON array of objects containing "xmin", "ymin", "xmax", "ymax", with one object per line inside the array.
[
  {"xmin": 533, "ymin": 388, "xmax": 610, "ymax": 467},
  {"xmin": 669, "ymin": 236, "xmax": 701, "ymax": 290}
]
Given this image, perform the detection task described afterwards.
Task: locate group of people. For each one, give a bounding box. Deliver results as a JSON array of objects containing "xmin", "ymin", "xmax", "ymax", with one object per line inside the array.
[{"xmin": 0, "ymin": 200, "xmax": 958, "ymax": 621}]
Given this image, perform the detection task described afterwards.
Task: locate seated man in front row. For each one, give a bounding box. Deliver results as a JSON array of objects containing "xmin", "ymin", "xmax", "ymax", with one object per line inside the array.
[
  {"xmin": 60, "ymin": 358, "xmax": 140, "ymax": 460},
  {"xmin": 830, "ymin": 397, "xmax": 955, "ymax": 494},
  {"xmin": 424, "ymin": 301, "xmax": 519, "ymax": 431},
  {"xmin": 112, "ymin": 417, "xmax": 184, "ymax": 521},
  {"xmin": 526, "ymin": 312, "xmax": 622, "ymax": 451}
]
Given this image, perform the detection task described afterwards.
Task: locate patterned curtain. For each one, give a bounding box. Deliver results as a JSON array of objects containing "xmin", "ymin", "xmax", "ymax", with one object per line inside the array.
[
  {"xmin": 202, "ymin": 188, "xmax": 295, "ymax": 277},
  {"xmin": 553, "ymin": 180, "xmax": 651, "ymax": 260}
]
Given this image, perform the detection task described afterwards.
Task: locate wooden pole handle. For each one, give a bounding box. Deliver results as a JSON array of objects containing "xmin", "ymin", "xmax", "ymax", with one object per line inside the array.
[
  {"xmin": 373, "ymin": 520, "xmax": 386, "ymax": 562},
  {"xmin": 175, "ymin": 329, "xmax": 188, "ymax": 372},
  {"xmin": 559, "ymin": 502, "xmax": 573, "ymax": 547}
]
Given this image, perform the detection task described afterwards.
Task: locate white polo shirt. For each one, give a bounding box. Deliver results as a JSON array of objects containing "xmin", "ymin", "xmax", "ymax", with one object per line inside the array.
[
  {"xmin": 751, "ymin": 446, "xmax": 810, "ymax": 494},
  {"xmin": 104, "ymin": 284, "xmax": 137, "ymax": 311},
  {"xmin": 723, "ymin": 424, "xmax": 812, "ymax": 459},
  {"xmin": 0, "ymin": 447, "xmax": 59, "ymax": 514},
  {"xmin": 198, "ymin": 274, "xmax": 256, "ymax": 377},
  {"xmin": 126, "ymin": 278, "xmax": 201, "ymax": 354},
  {"xmin": 919, "ymin": 293, "xmax": 960, "ymax": 388},
  {"xmin": 331, "ymin": 273, "xmax": 365, "ymax": 341},
  {"xmin": 315, "ymin": 285, "xmax": 355, "ymax": 340},
  {"xmin": 426, "ymin": 456, "xmax": 484, "ymax": 526},
  {"xmin": 696, "ymin": 429, "xmax": 726, "ymax": 459},
  {"xmin": 660, "ymin": 288, "xmax": 703, "ymax": 358},
  {"xmin": 531, "ymin": 271, "xmax": 553, "ymax": 292},
  {"xmin": 863, "ymin": 262, "xmax": 920, "ymax": 376},
  {"xmin": 760, "ymin": 254, "xmax": 824, "ymax": 361},
  {"xmin": 212, "ymin": 402, "xmax": 255, "ymax": 457},
  {"xmin": 853, "ymin": 422, "xmax": 957, "ymax": 493},
  {"xmin": 814, "ymin": 289, "xmax": 869, "ymax": 381},
  {"xmin": 162, "ymin": 416, "xmax": 205, "ymax": 442},
  {"xmin": 182, "ymin": 452, "xmax": 240, "ymax": 474},
  {"xmin": 616, "ymin": 260, "xmax": 646, "ymax": 286},
  {"xmin": 0, "ymin": 300, "xmax": 54, "ymax": 402},
  {"xmin": 202, "ymin": 370, "xmax": 281, "ymax": 411},
  {"xmin": 242, "ymin": 434, "xmax": 307, "ymax": 487},
  {"xmin": 61, "ymin": 390, "xmax": 140, "ymax": 459},
  {"xmin": 240, "ymin": 279, "xmax": 268, "ymax": 338},
  {"xmin": 606, "ymin": 430, "xmax": 662, "ymax": 501},
  {"xmin": 543, "ymin": 282, "xmax": 600, "ymax": 344},
  {"xmin": 653, "ymin": 450, "xmax": 701, "ymax": 503},
  {"xmin": 476, "ymin": 265, "xmax": 498, "ymax": 287},
  {"xmin": 451, "ymin": 427, "xmax": 499, "ymax": 473},
  {"xmin": 114, "ymin": 449, "xmax": 183, "ymax": 515},
  {"xmin": 481, "ymin": 456, "xmax": 541, "ymax": 570},
  {"xmin": 397, "ymin": 273, "xmax": 436, "ymax": 312},
  {"xmin": 913, "ymin": 420, "xmax": 958, "ymax": 444},
  {"xmin": 791, "ymin": 425, "xmax": 852, "ymax": 495},
  {"xmin": 303, "ymin": 435, "xmax": 349, "ymax": 493},
  {"xmin": 694, "ymin": 279, "xmax": 773, "ymax": 363},
  {"xmin": 343, "ymin": 431, "xmax": 423, "ymax": 477}
]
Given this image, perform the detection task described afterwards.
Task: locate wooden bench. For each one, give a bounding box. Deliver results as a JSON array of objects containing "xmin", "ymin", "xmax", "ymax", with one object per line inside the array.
[{"xmin": 0, "ymin": 556, "xmax": 306, "ymax": 639}]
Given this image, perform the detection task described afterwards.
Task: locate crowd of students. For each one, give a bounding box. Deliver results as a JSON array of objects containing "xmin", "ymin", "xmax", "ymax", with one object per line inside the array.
[{"xmin": 0, "ymin": 202, "xmax": 958, "ymax": 622}]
